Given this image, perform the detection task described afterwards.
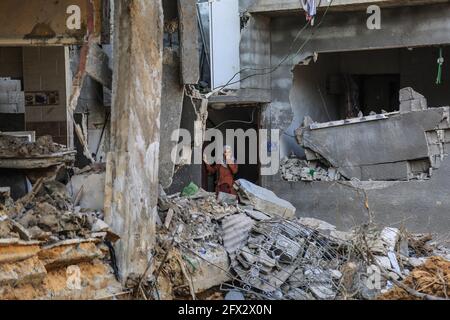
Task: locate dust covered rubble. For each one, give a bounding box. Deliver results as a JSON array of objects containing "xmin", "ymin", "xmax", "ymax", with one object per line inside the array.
[
  {"xmin": 0, "ymin": 176, "xmax": 122, "ymax": 300},
  {"xmin": 281, "ymin": 157, "xmax": 342, "ymax": 182},
  {"xmin": 154, "ymin": 180, "xmax": 450, "ymax": 300},
  {"xmin": 0, "ymin": 134, "xmax": 67, "ymax": 158}
]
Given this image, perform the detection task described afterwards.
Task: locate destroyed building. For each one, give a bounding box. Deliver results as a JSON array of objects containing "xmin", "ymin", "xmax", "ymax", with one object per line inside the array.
[
  {"xmin": 0, "ymin": 0, "xmax": 449, "ymax": 301},
  {"xmin": 172, "ymin": 0, "xmax": 450, "ymax": 237}
]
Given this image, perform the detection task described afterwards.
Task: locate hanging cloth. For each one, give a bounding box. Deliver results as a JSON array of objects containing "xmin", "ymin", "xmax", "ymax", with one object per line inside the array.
[
  {"xmin": 301, "ymin": 0, "xmax": 317, "ymax": 25},
  {"xmin": 436, "ymin": 47, "xmax": 444, "ymax": 85}
]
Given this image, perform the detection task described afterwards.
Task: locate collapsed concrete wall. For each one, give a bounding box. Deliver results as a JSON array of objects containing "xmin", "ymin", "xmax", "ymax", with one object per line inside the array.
[
  {"xmin": 296, "ymin": 105, "xmax": 450, "ymax": 181},
  {"xmin": 264, "ymin": 157, "xmax": 450, "ymax": 235},
  {"xmin": 267, "ymin": 3, "xmax": 450, "ymax": 158},
  {"xmin": 105, "ymin": 0, "xmax": 163, "ymax": 282}
]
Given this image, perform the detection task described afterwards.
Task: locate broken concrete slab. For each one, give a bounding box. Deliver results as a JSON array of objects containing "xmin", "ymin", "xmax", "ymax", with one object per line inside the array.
[
  {"xmin": 380, "ymin": 227, "xmax": 400, "ymax": 252},
  {"xmin": 310, "ymin": 284, "xmax": 336, "ymax": 300},
  {"xmin": 244, "ymin": 209, "xmax": 271, "ymax": 221},
  {"xmin": 67, "ymin": 172, "xmax": 105, "ymax": 211},
  {"xmin": 235, "ymin": 179, "xmax": 295, "ymax": 219},
  {"xmin": 399, "ymin": 87, "xmax": 427, "ymax": 113},
  {"xmin": 186, "ymin": 247, "xmax": 231, "ymax": 293},
  {"xmin": 297, "ymin": 107, "xmax": 450, "ymax": 180},
  {"xmin": 217, "ymin": 192, "xmax": 238, "ymax": 205}
]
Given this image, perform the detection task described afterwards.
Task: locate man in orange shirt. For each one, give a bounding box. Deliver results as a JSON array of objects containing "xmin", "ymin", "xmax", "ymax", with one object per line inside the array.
[{"xmin": 203, "ymin": 145, "xmax": 238, "ymax": 195}]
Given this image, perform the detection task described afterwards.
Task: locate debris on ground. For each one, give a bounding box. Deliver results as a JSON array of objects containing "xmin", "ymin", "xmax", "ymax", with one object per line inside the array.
[
  {"xmin": 281, "ymin": 157, "xmax": 342, "ymax": 182},
  {"xmin": 235, "ymin": 179, "xmax": 296, "ymax": 219},
  {"xmin": 150, "ymin": 181, "xmax": 450, "ymax": 300},
  {"xmin": 0, "ymin": 171, "xmax": 122, "ymax": 300},
  {"xmin": 378, "ymin": 256, "xmax": 450, "ymax": 300},
  {"xmin": 0, "ymin": 135, "xmax": 67, "ymax": 158}
]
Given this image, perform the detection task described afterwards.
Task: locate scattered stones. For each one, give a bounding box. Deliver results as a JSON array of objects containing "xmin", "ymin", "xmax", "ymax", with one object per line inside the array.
[
  {"xmin": 281, "ymin": 157, "xmax": 342, "ymax": 182},
  {"xmin": 0, "ymin": 134, "xmax": 66, "ymax": 158},
  {"xmin": 0, "ymin": 172, "xmax": 120, "ymax": 300}
]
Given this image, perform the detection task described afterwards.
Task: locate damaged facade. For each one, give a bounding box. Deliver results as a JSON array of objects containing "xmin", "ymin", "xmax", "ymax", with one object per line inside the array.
[
  {"xmin": 198, "ymin": 0, "xmax": 450, "ymax": 235},
  {"xmin": 0, "ymin": 0, "xmax": 449, "ymax": 301}
]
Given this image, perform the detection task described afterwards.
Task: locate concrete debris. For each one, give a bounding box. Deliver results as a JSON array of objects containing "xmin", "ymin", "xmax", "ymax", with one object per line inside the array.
[
  {"xmin": 281, "ymin": 157, "xmax": 342, "ymax": 182},
  {"xmin": 0, "ymin": 135, "xmax": 67, "ymax": 158},
  {"xmin": 0, "ymin": 173, "xmax": 121, "ymax": 299},
  {"xmin": 352, "ymin": 224, "xmax": 450, "ymax": 299},
  {"xmin": 379, "ymin": 256, "xmax": 450, "ymax": 300},
  {"xmin": 154, "ymin": 184, "xmax": 450, "ymax": 301},
  {"xmin": 225, "ymin": 290, "xmax": 245, "ymax": 300},
  {"xmin": 217, "ymin": 192, "xmax": 238, "ymax": 205},
  {"xmin": 230, "ymin": 219, "xmax": 347, "ymax": 300},
  {"xmin": 3, "ymin": 179, "xmax": 115, "ymax": 244},
  {"xmin": 296, "ymin": 95, "xmax": 450, "ymax": 181},
  {"xmin": 221, "ymin": 214, "xmax": 254, "ymax": 255},
  {"xmin": 235, "ymin": 179, "xmax": 296, "ymax": 219}
]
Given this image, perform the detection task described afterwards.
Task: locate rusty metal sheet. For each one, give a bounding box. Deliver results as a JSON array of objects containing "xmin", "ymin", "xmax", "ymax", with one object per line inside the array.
[{"xmin": 0, "ymin": 0, "xmax": 102, "ymax": 45}]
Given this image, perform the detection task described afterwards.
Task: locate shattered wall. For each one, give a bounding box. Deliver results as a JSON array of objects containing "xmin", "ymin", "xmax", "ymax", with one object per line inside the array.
[
  {"xmin": 246, "ymin": 3, "xmax": 450, "ymax": 234},
  {"xmin": 105, "ymin": 0, "xmax": 163, "ymax": 282},
  {"xmin": 268, "ymin": 3, "xmax": 450, "ymax": 158},
  {"xmin": 286, "ymin": 48, "xmax": 450, "ymax": 157},
  {"xmin": 267, "ymin": 161, "xmax": 450, "ymax": 235}
]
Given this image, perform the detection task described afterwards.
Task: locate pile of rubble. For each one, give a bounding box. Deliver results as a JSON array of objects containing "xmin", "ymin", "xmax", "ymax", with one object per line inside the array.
[
  {"xmin": 281, "ymin": 157, "xmax": 342, "ymax": 182},
  {"xmin": 0, "ymin": 173, "xmax": 122, "ymax": 300},
  {"xmin": 0, "ymin": 135, "xmax": 67, "ymax": 158},
  {"xmin": 153, "ymin": 179, "xmax": 450, "ymax": 300}
]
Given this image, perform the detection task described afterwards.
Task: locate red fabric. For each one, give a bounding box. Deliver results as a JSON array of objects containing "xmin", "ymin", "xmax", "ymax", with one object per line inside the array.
[{"xmin": 205, "ymin": 163, "xmax": 238, "ymax": 195}]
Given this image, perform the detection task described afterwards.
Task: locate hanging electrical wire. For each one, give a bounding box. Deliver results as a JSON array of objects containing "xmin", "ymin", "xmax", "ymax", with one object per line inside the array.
[{"xmin": 210, "ymin": 0, "xmax": 335, "ymax": 93}]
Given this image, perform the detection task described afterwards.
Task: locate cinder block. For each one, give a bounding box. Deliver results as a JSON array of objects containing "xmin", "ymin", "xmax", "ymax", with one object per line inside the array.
[{"xmin": 399, "ymin": 87, "xmax": 425, "ymax": 102}]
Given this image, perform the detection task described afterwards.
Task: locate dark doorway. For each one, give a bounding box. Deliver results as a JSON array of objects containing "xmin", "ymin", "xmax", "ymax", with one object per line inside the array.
[
  {"xmin": 203, "ymin": 105, "xmax": 260, "ymax": 192},
  {"xmin": 355, "ymin": 74, "xmax": 400, "ymax": 115}
]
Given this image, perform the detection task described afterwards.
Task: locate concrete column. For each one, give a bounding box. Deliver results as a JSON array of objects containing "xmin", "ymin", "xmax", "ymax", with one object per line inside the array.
[{"xmin": 105, "ymin": 0, "xmax": 163, "ymax": 282}]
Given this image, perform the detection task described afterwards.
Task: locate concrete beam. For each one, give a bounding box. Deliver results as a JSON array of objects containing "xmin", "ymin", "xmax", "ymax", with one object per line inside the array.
[
  {"xmin": 208, "ymin": 88, "xmax": 271, "ymax": 105},
  {"xmin": 248, "ymin": 0, "xmax": 449, "ymax": 14},
  {"xmin": 178, "ymin": 0, "xmax": 200, "ymax": 84},
  {"xmin": 105, "ymin": 0, "xmax": 163, "ymax": 282}
]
